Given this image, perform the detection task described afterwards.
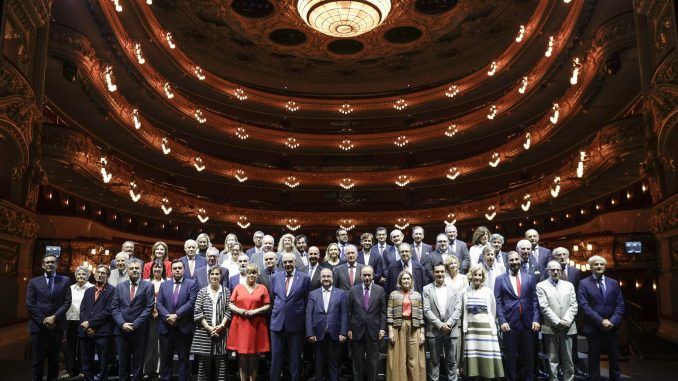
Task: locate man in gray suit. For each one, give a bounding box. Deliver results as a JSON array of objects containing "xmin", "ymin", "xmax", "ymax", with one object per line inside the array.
[
  {"xmin": 334, "ymin": 245, "xmax": 363, "ymax": 291},
  {"xmin": 445, "ymin": 224, "xmax": 470, "ymax": 273},
  {"xmin": 250, "ymin": 235, "xmax": 275, "ymax": 272},
  {"xmin": 423, "ymin": 263, "xmax": 462, "ymax": 381},
  {"xmin": 537, "ymin": 260, "xmax": 578, "ymax": 381}
]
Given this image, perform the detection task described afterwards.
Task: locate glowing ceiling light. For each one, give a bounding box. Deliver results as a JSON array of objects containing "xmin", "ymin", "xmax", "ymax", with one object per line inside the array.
[
  {"xmin": 551, "ymin": 177, "xmax": 562, "ymax": 198},
  {"xmin": 339, "ymin": 103, "xmax": 353, "ymax": 115},
  {"xmin": 286, "ymin": 218, "xmax": 300, "ymax": 231},
  {"xmin": 445, "ymin": 124, "xmax": 458, "ymax": 137},
  {"xmin": 339, "ymin": 178, "xmax": 354, "ymax": 189},
  {"xmin": 194, "ymin": 157, "xmax": 205, "ymax": 172},
  {"xmin": 339, "ymin": 139, "xmax": 354, "ymax": 151},
  {"xmin": 444, "ymin": 213, "xmax": 457, "ymax": 225},
  {"xmin": 194, "ymin": 109, "xmax": 206, "ymax": 123},
  {"xmin": 194, "ymin": 66, "xmax": 205, "ymax": 80},
  {"xmin": 642, "ymin": 183, "xmax": 647, "ymax": 192},
  {"xmin": 339, "ymin": 219, "xmax": 355, "ymax": 231},
  {"xmin": 146, "ymin": 0, "xmax": 153, "ymax": 4},
  {"xmin": 521, "ymin": 193, "xmax": 531, "ymax": 212},
  {"xmin": 515, "ymin": 25, "xmax": 526, "ymax": 42},
  {"xmin": 104, "ymin": 66, "xmax": 117, "ymax": 92},
  {"xmin": 161, "ymin": 197, "xmax": 172, "ymax": 215},
  {"xmin": 284, "ymin": 176, "xmax": 300, "ymax": 188},
  {"xmin": 163, "ymin": 82, "xmax": 174, "ymax": 99},
  {"xmin": 237, "ymin": 216, "xmax": 251, "ymax": 229},
  {"xmin": 549, "ymin": 102, "xmax": 560, "ymax": 124},
  {"xmin": 446, "ymin": 167, "xmax": 460, "ymax": 180},
  {"xmin": 395, "ymin": 217, "xmax": 409, "ymax": 230},
  {"xmin": 112, "ymin": 0, "xmax": 123, "ymax": 12},
  {"xmin": 285, "ymin": 137, "xmax": 299, "ymax": 149},
  {"xmin": 161, "ymin": 137, "xmax": 171, "ymax": 154},
  {"xmin": 132, "ymin": 109, "xmax": 141, "ymax": 129},
  {"xmin": 576, "ymin": 151, "xmax": 587, "ymax": 178},
  {"xmin": 518, "ymin": 76, "xmax": 528, "ymax": 94},
  {"xmin": 445, "ymin": 85, "xmax": 459, "ymax": 98},
  {"xmin": 523, "ymin": 132, "xmax": 531, "ymax": 149},
  {"xmin": 395, "ymin": 175, "xmax": 410, "ymax": 187},
  {"xmin": 485, "ymin": 205, "xmax": 497, "ymax": 221},
  {"xmin": 235, "ymin": 170, "xmax": 248, "ymax": 182},
  {"xmin": 487, "ymin": 104, "xmax": 498, "ymax": 120},
  {"xmin": 99, "ymin": 157, "xmax": 112, "ymax": 183},
  {"xmin": 563, "ymin": 0, "xmax": 572, "ymax": 3},
  {"xmin": 234, "ymin": 88, "xmax": 248, "ymax": 101},
  {"xmin": 129, "ymin": 181, "xmax": 141, "ymax": 202},
  {"xmin": 165, "ymin": 32, "xmax": 175, "ymax": 49},
  {"xmin": 394, "ymin": 99, "xmax": 407, "ymax": 111},
  {"xmin": 285, "ymin": 100, "xmax": 299, "ymax": 112},
  {"xmin": 570, "ymin": 57, "xmax": 582, "ymax": 85},
  {"xmin": 545, "ymin": 35, "xmax": 555, "ymax": 57},
  {"xmin": 297, "ymin": 0, "xmax": 391, "ymax": 38},
  {"xmin": 235, "ymin": 127, "xmax": 249, "ymax": 140},
  {"xmin": 133, "ymin": 43, "xmax": 145, "ymax": 64},
  {"xmin": 489, "ymin": 152, "xmax": 501, "ymax": 167},
  {"xmin": 487, "ymin": 61, "xmax": 498, "ymax": 76},
  {"xmin": 394, "ymin": 135, "xmax": 409, "ymax": 148},
  {"xmin": 197, "ymin": 208, "xmax": 209, "ymax": 223}
]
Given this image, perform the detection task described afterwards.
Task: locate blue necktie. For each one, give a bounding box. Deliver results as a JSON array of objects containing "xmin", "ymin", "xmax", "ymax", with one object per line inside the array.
[
  {"xmin": 595, "ymin": 278, "xmax": 604, "ymax": 299},
  {"xmin": 46, "ymin": 273, "xmax": 54, "ymax": 296}
]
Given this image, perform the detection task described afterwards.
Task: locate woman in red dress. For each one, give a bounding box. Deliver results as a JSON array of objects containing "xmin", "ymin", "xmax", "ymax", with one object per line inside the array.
[{"xmin": 227, "ymin": 264, "xmax": 271, "ymax": 381}]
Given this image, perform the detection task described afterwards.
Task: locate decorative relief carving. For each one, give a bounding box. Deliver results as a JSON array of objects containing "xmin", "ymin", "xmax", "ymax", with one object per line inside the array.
[
  {"xmin": 0, "ymin": 60, "xmax": 38, "ymax": 163},
  {"xmin": 670, "ymin": 235, "xmax": 678, "ymax": 269},
  {"xmin": 5, "ymin": 0, "xmax": 52, "ymax": 34},
  {"xmin": 0, "ymin": 204, "xmax": 38, "ymax": 240},
  {"xmin": 649, "ymin": 197, "xmax": 678, "ymax": 234}
]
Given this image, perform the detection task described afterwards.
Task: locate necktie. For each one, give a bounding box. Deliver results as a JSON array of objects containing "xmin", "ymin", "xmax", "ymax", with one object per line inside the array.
[
  {"xmin": 95, "ymin": 286, "xmax": 102, "ymax": 301},
  {"xmin": 416, "ymin": 245, "xmax": 421, "ymax": 261},
  {"xmin": 379, "ymin": 245, "xmax": 384, "ymax": 255},
  {"xmin": 323, "ymin": 289, "xmax": 330, "ymax": 312},
  {"xmin": 309, "ymin": 265, "xmax": 315, "ymax": 280},
  {"xmin": 285, "ymin": 274, "xmax": 292, "ymax": 296},
  {"xmin": 189, "ymin": 259, "xmax": 195, "ymax": 275},
  {"xmin": 515, "ymin": 273, "xmax": 522, "ymax": 314},
  {"xmin": 172, "ymin": 282, "xmax": 181, "ymax": 309},
  {"xmin": 130, "ymin": 283, "xmax": 136, "ymax": 301},
  {"xmin": 46, "ymin": 273, "xmax": 54, "ymax": 296},
  {"xmin": 595, "ymin": 278, "xmax": 604, "ymax": 299},
  {"xmin": 349, "ymin": 266, "xmax": 355, "ymax": 287},
  {"xmin": 363, "ymin": 287, "xmax": 370, "ymax": 310}
]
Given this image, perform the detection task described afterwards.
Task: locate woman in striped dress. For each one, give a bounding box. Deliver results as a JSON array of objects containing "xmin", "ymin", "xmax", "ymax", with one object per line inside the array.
[
  {"xmin": 191, "ymin": 265, "xmax": 231, "ymax": 380},
  {"xmin": 462, "ymin": 264, "xmax": 504, "ymax": 380}
]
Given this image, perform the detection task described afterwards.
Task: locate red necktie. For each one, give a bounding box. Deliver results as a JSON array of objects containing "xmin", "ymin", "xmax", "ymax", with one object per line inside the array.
[
  {"xmin": 349, "ymin": 266, "xmax": 355, "ymax": 287},
  {"xmin": 285, "ymin": 274, "xmax": 292, "ymax": 295},
  {"xmin": 516, "ymin": 273, "xmax": 523, "ymax": 314},
  {"xmin": 130, "ymin": 283, "xmax": 136, "ymax": 301}
]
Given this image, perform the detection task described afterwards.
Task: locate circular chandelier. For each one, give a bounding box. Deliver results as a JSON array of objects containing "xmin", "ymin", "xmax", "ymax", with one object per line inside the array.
[{"xmin": 297, "ymin": 0, "xmax": 392, "ymax": 38}]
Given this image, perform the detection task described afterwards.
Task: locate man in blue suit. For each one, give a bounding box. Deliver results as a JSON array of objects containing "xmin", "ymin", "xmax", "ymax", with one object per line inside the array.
[
  {"xmin": 156, "ymin": 259, "xmax": 199, "ymax": 381},
  {"xmin": 180, "ymin": 239, "xmax": 207, "ymax": 280},
  {"xmin": 195, "ymin": 247, "xmax": 229, "ymax": 289},
  {"xmin": 383, "ymin": 229, "xmax": 404, "ymax": 274},
  {"xmin": 270, "ymin": 252, "xmax": 311, "ymax": 381},
  {"xmin": 80, "ymin": 264, "xmax": 116, "ymax": 381},
  {"xmin": 306, "ymin": 268, "xmax": 348, "ymax": 381},
  {"xmin": 228, "ymin": 254, "xmax": 250, "ymax": 292},
  {"xmin": 26, "ymin": 253, "xmax": 72, "ymax": 381},
  {"xmin": 111, "ymin": 259, "xmax": 155, "ymax": 381},
  {"xmin": 525, "ymin": 229, "xmax": 551, "ymax": 270},
  {"xmin": 495, "ymin": 251, "xmax": 541, "ymax": 381},
  {"xmin": 358, "ymin": 232, "xmax": 383, "ymax": 284},
  {"xmin": 385, "ymin": 243, "xmax": 426, "ymax": 295},
  {"xmin": 578, "ymin": 255, "xmax": 625, "ymax": 381}
]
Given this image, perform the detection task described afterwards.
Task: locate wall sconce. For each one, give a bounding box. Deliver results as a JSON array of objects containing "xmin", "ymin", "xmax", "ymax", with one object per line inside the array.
[
  {"xmin": 489, "ymin": 152, "xmax": 500, "ymax": 167},
  {"xmin": 485, "ymin": 205, "xmax": 497, "ymax": 221},
  {"xmin": 340, "ymin": 219, "xmax": 355, "ymax": 231},
  {"xmin": 576, "ymin": 151, "xmax": 588, "ymax": 178},
  {"xmin": 394, "ymin": 135, "xmax": 409, "ymax": 148},
  {"xmin": 521, "ymin": 193, "xmax": 531, "ymax": 211},
  {"xmin": 570, "ymin": 57, "xmax": 582, "ymax": 85},
  {"xmin": 235, "ymin": 127, "xmax": 249, "ymax": 140},
  {"xmin": 487, "ymin": 104, "xmax": 498, "ymax": 120},
  {"xmin": 131, "ymin": 109, "xmax": 141, "ymax": 129},
  {"xmin": 194, "ymin": 109, "xmax": 206, "ymax": 124},
  {"xmin": 487, "ymin": 61, "xmax": 498, "ymax": 76},
  {"xmin": 545, "ymin": 35, "xmax": 555, "ymax": 57},
  {"xmin": 339, "ymin": 103, "xmax": 353, "ymax": 114},
  {"xmin": 163, "ymin": 82, "xmax": 174, "ymax": 99},
  {"xmin": 445, "ymin": 124, "xmax": 458, "ymax": 137},
  {"xmin": 194, "ymin": 66, "xmax": 205, "ymax": 80},
  {"xmin": 549, "ymin": 102, "xmax": 560, "ymax": 124},
  {"xmin": 445, "ymin": 85, "xmax": 459, "ymax": 98},
  {"xmin": 339, "ymin": 139, "xmax": 354, "ymax": 151},
  {"xmin": 161, "ymin": 137, "xmax": 171, "ymax": 154},
  {"xmin": 550, "ymin": 176, "xmax": 561, "ymax": 197},
  {"xmin": 286, "ymin": 219, "xmax": 301, "ymax": 231},
  {"xmin": 235, "ymin": 170, "xmax": 247, "ymax": 182},
  {"xmin": 523, "ymin": 132, "xmax": 531, "ymax": 149},
  {"xmin": 515, "ymin": 25, "xmax": 526, "ymax": 42},
  {"xmin": 395, "ymin": 218, "xmax": 409, "ymax": 230},
  {"xmin": 339, "ymin": 178, "xmax": 355, "ymax": 189},
  {"xmin": 197, "ymin": 208, "xmax": 209, "ymax": 223},
  {"xmin": 129, "ymin": 181, "xmax": 141, "ymax": 202},
  {"xmin": 234, "ymin": 88, "xmax": 248, "ymax": 101},
  {"xmin": 99, "ymin": 157, "xmax": 112, "ymax": 183},
  {"xmin": 112, "ymin": 0, "xmax": 123, "ymax": 12},
  {"xmin": 395, "ymin": 175, "xmax": 410, "ymax": 187},
  {"xmin": 444, "ymin": 213, "xmax": 457, "ymax": 225},
  {"xmin": 518, "ymin": 76, "xmax": 528, "ymax": 94},
  {"xmin": 165, "ymin": 32, "xmax": 175, "ymax": 49},
  {"xmin": 237, "ymin": 216, "xmax": 251, "ymax": 229},
  {"xmin": 193, "ymin": 157, "xmax": 205, "ymax": 172},
  {"xmin": 447, "ymin": 167, "xmax": 460, "ymax": 180},
  {"xmin": 285, "ymin": 100, "xmax": 299, "ymax": 112},
  {"xmin": 394, "ymin": 99, "xmax": 407, "ymax": 110},
  {"xmin": 161, "ymin": 197, "xmax": 172, "ymax": 215},
  {"xmin": 104, "ymin": 66, "xmax": 117, "ymax": 92},
  {"xmin": 285, "ymin": 137, "xmax": 299, "ymax": 149},
  {"xmin": 284, "ymin": 176, "xmax": 300, "ymax": 188}
]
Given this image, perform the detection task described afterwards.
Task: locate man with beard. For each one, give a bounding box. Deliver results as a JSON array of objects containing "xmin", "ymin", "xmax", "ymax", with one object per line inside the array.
[
  {"xmin": 80, "ymin": 265, "xmax": 115, "ymax": 381},
  {"xmin": 357, "ymin": 232, "xmax": 383, "ymax": 284},
  {"xmin": 305, "ymin": 246, "xmax": 325, "ymax": 290}
]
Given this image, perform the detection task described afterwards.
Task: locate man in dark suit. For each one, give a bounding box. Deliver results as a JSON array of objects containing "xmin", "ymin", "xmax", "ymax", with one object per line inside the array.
[
  {"xmin": 251, "ymin": 235, "xmax": 275, "ymax": 272},
  {"xmin": 445, "ymin": 224, "xmax": 470, "ymax": 273},
  {"xmin": 411, "ymin": 226, "xmax": 433, "ymax": 263},
  {"xmin": 245, "ymin": 230, "xmax": 265, "ymax": 258},
  {"xmin": 195, "ymin": 247, "xmax": 229, "ymax": 289},
  {"xmin": 80, "ymin": 264, "xmax": 116, "ymax": 381},
  {"xmin": 179, "ymin": 239, "xmax": 207, "ymax": 280},
  {"xmin": 295, "ymin": 234, "xmax": 310, "ymax": 267},
  {"xmin": 306, "ymin": 246, "xmax": 325, "ymax": 290},
  {"xmin": 348, "ymin": 265, "xmax": 386, "ymax": 381},
  {"xmin": 490, "ymin": 233, "xmax": 509, "ymax": 268},
  {"xmin": 26, "ymin": 253, "xmax": 72, "ymax": 381},
  {"xmin": 383, "ymin": 229, "xmax": 404, "ymax": 272},
  {"xmin": 270, "ymin": 253, "xmax": 311, "ymax": 381},
  {"xmin": 111, "ymin": 259, "xmax": 154, "ymax": 381},
  {"xmin": 385, "ymin": 243, "xmax": 426, "ymax": 295},
  {"xmin": 228, "ymin": 254, "xmax": 250, "ymax": 292},
  {"xmin": 334, "ymin": 244, "xmax": 364, "ymax": 291},
  {"xmin": 495, "ymin": 251, "xmax": 541, "ymax": 381},
  {"xmin": 358, "ymin": 232, "xmax": 384, "ymax": 284},
  {"xmin": 372, "ymin": 227, "xmax": 392, "ymax": 285},
  {"xmin": 336, "ymin": 228, "xmax": 350, "ymax": 261},
  {"xmin": 156, "ymin": 259, "xmax": 199, "ymax": 381},
  {"xmin": 258, "ymin": 251, "xmax": 278, "ymax": 293},
  {"xmin": 517, "ymin": 239, "xmax": 543, "ymax": 278},
  {"xmin": 525, "ymin": 229, "xmax": 551, "ymax": 270},
  {"xmin": 578, "ymin": 255, "xmax": 625, "ymax": 381},
  {"xmin": 306, "ymin": 268, "xmax": 348, "ymax": 381}
]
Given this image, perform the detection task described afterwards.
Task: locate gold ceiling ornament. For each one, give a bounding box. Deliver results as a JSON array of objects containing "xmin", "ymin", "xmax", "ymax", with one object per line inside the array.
[{"xmin": 297, "ymin": 0, "xmax": 392, "ymax": 38}]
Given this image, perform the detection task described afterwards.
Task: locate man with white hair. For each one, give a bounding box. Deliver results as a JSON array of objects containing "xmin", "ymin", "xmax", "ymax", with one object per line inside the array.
[
  {"xmin": 180, "ymin": 239, "xmax": 206, "ymax": 280},
  {"xmin": 445, "ymin": 224, "xmax": 470, "ymax": 273},
  {"xmin": 333, "ymin": 244, "xmax": 363, "ymax": 291},
  {"xmin": 251, "ymin": 235, "xmax": 275, "ymax": 272},
  {"xmin": 516, "ymin": 239, "xmax": 542, "ymax": 277},
  {"xmin": 578, "ymin": 255, "xmax": 624, "ymax": 381},
  {"xmin": 385, "ymin": 243, "xmax": 426, "ymax": 295},
  {"xmin": 537, "ymin": 260, "xmax": 578, "ymax": 381},
  {"xmin": 228, "ymin": 254, "xmax": 251, "ymax": 292},
  {"xmin": 110, "ymin": 241, "xmax": 135, "ymax": 270},
  {"xmin": 245, "ymin": 231, "xmax": 265, "ymax": 258},
  {"xmin": 383, "ymin": 229, "xmax": 404, "ymax": 274},
  {"xmin": 109, "ymin": 252, "xmax": 130, "ymax": 286}
]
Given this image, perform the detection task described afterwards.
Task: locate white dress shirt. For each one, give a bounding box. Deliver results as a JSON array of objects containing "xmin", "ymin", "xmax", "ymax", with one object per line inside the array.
[
  {"xmin": 322, "ymin": 286, "xmax": 332, "ymax": 312},
  {"xmin": 435, "ymin": 283, "xmax": 448, "ymax": 314},
  {"xmin": 67, "ymin": 282, "xmax": 94, "ymax": 321}
]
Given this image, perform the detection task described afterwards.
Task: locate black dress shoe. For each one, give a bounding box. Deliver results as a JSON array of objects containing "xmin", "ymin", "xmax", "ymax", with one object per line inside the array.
[
  {"xmin": 535, "ymin": 369, "xmax": 549, "ymax": 379},
  {"xmin": 575, "ymin": 369, "xmax": 589, "ymax": 378}
]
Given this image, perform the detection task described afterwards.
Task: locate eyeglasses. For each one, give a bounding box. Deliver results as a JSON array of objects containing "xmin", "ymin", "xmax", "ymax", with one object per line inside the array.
[{"xmin": 548, "ymin": 268, "xmax": 562, "ymax": 272}]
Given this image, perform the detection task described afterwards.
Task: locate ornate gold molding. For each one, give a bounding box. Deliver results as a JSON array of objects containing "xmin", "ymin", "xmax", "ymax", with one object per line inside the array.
[
  {"xmin": 649, "ymin": 195, "xmax": 678, "ymax": 234},
  {"xmin": 0, "ymin": 60, "xmax": 39, "ymax": 165},
  {"xmin": 0, "ymin": 201, "xmax": 38, "ymax": 241},
  {"xmin": 5, "ymin": 0, "xmax": 52, "ymax": 35}
]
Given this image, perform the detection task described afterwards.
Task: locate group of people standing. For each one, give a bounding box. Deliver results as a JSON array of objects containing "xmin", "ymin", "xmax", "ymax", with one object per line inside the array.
[{"xmin": 27, "ymin": 224, "xmax": 625, "ymax": 381}]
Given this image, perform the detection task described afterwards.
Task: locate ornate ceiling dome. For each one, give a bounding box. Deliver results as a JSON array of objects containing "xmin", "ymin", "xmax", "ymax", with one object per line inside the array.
[{"xmin": 297, "ymin": 0, "xmax": 392, "ymax": 38}]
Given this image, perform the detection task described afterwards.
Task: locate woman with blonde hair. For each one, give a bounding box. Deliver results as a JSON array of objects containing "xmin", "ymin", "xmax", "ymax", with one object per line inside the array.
[
  {"xmin": 196, "ymin": 233, "xmax": 212, "ymax": 257},
  {"xmin": 469, "ymin": 226, "xmax": 491, "ymax": 268},
  {"xmin": 324, "ymin": 242, "xmax": 344, "ymax": 271}
]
